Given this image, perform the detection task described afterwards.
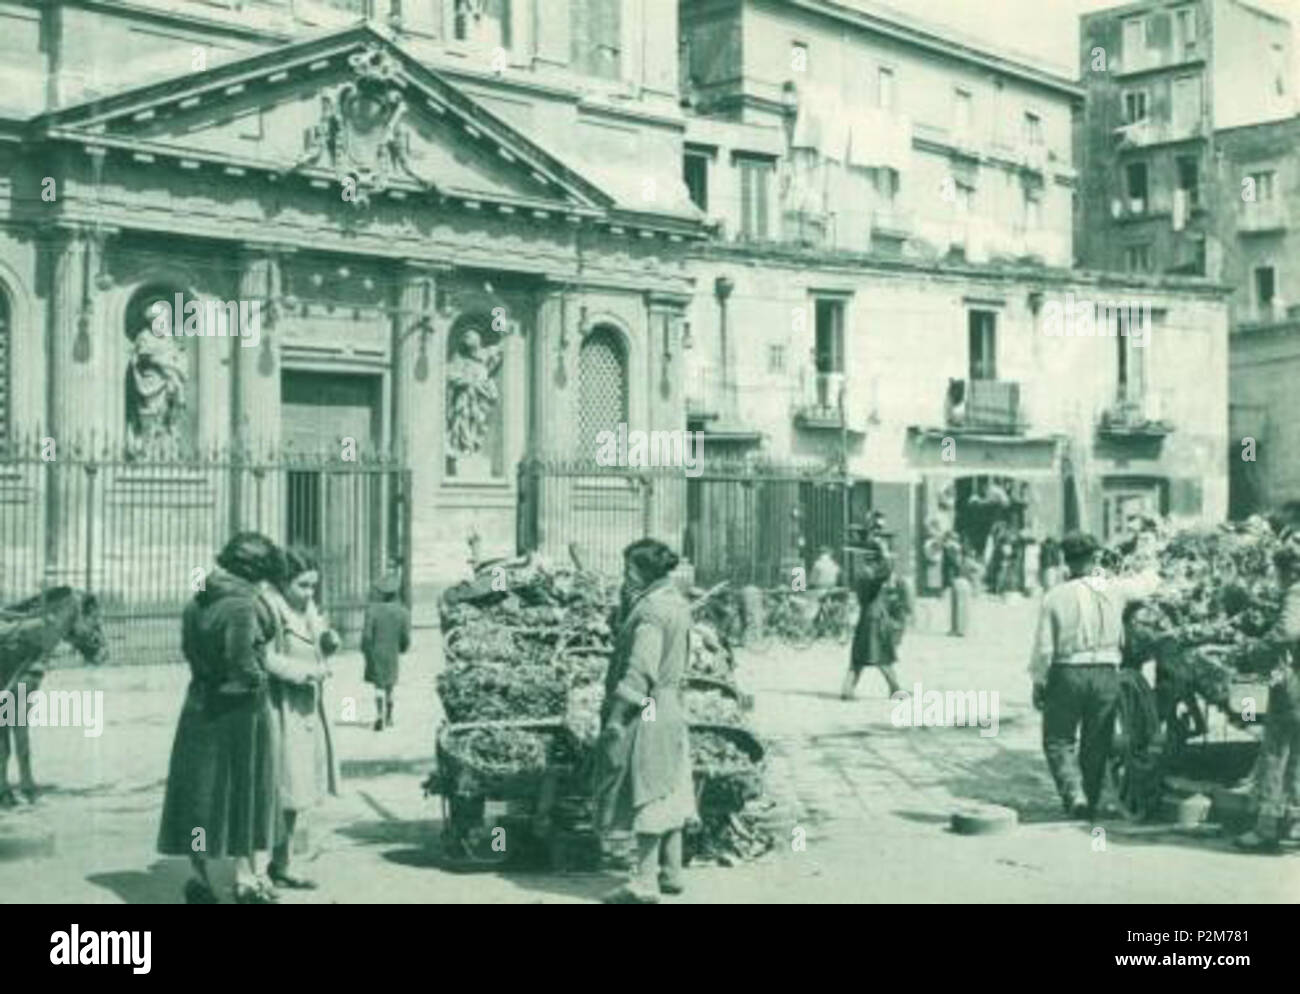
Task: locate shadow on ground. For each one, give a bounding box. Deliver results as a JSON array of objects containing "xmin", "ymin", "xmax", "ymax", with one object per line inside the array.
[{"xmin": 89, "ymin": 860, "xmax": 189, "ymax": 904}]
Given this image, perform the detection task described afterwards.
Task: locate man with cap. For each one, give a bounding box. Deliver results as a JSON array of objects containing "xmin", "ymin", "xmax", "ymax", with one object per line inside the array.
[{"xmin": 1029, "ymin": 531, "xmax": 1159, "ymax": 819}]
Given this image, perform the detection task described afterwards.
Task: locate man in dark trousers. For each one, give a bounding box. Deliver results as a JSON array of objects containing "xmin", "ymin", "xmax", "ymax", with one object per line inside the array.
[{"xmin": 1029, "ymin": 532, "xmax": 1158, "ymax": 819}]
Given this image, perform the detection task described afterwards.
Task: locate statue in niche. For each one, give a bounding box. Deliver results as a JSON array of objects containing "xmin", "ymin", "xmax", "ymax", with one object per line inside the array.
[
  {"xmin": 125, "ymin": 299, "xmax": 189, "ymax": 460},
  {"xmin": 445, "ymin": 326, "xmax": 503, "ymax": 476}
]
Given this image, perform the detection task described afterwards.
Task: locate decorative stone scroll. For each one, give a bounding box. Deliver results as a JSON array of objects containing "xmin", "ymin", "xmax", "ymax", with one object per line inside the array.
[{"xmin": 291, "ymin": 44, "xmax": 432, "ymax": 209}]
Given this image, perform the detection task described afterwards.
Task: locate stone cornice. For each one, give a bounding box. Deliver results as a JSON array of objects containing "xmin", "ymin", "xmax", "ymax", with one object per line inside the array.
[
  {"xmin": 61, "ymin": 0, "xmax": 296, "ymax": 44},
  {"xmin": 694, "ymin": 240, "xmax": 1233, "ymax": 298}
]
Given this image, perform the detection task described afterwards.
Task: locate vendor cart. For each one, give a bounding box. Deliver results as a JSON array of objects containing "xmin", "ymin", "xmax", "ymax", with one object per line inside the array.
[
  {"xmin": 1105, "ymin": 646, "xmax": 1267, "ymax": 822},
  {"xmin": 428, "ymin": 717, "xmax": 602, "ymax": 872}
]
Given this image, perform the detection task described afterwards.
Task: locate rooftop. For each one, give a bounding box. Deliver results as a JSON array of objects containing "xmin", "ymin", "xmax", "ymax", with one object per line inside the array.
[{"xmin": 764, "ymin": 0, "xmax": 1085, "ymax": 97}]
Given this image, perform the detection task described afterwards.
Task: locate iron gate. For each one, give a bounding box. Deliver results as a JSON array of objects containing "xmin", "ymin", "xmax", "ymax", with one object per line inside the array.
[{"xmin": 0, "ymin": 438, "xmax": 411, "ymax": 665}]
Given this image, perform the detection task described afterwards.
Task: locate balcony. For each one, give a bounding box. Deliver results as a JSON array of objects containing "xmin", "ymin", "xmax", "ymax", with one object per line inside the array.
[
  {"xmin": 793, "ymin": 371, "xmax": 864, "ymax": 433},
  {"xmin": 1239, "ymin": 203, "xmax": 1287, "ymax": 235},
  {"xmin": 685, "ymin": 363, "xmax": 725, "ymax": 424},
  {"xmin": 871, "ymin": 208, "xmax": 912, "ymax": 242},
  {"xmin": 1097, "ymin": 391, "xmax": 1175, "ymax": 439},
  {"xmin": 945, "ymin": 378, "xmax": 1027, "ymax": 435},
  {"xmin": 1112, "ymin": 118, "xmax": 1205, "ymax": 149}
]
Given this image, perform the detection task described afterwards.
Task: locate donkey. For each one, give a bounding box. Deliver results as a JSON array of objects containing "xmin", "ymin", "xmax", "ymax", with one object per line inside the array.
[{"xmin": 0, "ymin": 587, "xmax": 107, "ymax": 805}]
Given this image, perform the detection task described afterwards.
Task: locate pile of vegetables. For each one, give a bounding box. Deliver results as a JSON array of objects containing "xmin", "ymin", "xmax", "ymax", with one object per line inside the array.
[
  {"xmin": 432, "ymin": 551, "xmax": 772, "ymax": 866},
  {"xmin": 1116, "ymin": 515, "xmax": 1288, "ymax": 707},
  {"xmin": 434, "ymin": 553, "xmax": 618, "ymax": 791},
  {"xmin": 437, "ymin": 662, "xmax": 568, "ymax": 724}
]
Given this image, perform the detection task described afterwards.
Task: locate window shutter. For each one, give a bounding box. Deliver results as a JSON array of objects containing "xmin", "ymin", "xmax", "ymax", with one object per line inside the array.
[
  {"xmin": 1170, "ymin": 477, "xmax": 1203, "ymax": 516},
  {"xmin": 740, "ymin": 164, "xmax": 754, "ymax": 238}
]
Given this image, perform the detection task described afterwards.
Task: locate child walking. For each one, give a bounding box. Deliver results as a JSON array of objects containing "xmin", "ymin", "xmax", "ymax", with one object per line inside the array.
[{"xmin": 361, "ymin": 573, "xmax": 411, "ymax": 732}]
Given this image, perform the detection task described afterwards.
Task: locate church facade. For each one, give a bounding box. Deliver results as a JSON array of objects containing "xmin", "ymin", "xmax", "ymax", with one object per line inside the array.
[{"xmin": 0, "ymin": 3, "xmax": 703, "ymax": 609}]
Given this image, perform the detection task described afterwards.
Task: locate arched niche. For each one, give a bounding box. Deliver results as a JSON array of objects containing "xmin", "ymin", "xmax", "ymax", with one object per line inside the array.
[
  {"xmin": 444, "ymin": 311, "xmax": 506, "ymax": 479},
  {"xmin": 122, "ymin": 283, "xmax": 201, "ymax": 460}
]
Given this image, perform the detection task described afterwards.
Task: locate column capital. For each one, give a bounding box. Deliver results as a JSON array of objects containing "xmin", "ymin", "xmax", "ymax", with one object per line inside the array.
[{"xmin": 645, "ymin": 290, "xmax": 691, "ymax": 313}]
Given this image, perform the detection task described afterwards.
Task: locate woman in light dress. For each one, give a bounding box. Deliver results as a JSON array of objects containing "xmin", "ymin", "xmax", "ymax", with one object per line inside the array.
[{"xmin": 262, "ymin": 548, "xmax": 340, "ymax": 891}]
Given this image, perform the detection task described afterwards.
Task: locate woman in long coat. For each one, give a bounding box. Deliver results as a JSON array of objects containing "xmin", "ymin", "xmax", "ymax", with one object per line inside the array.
[
  {"xmin": 842, "ymin": 538, "xmax": 910, "ymax": 700},
  {"xmin": 158, "ymin": 532, "xmax": 286, "ymax": 904},
  {"xmin": 262, "ymin": 548, "xmax": 340, "ymax": 890},
  {"xmin": 594, "ymin": 538, "xmax": 696, "ymax": 904},
  {"xmin": 361, "ymin": 573, "xmax": 411, "ymax": 731}
]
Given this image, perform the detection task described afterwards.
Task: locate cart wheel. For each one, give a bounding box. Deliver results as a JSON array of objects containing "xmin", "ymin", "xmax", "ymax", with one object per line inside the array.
[{"xmin": 1105, "ymin": 671, "xmax": 1163, "ymax": 822}]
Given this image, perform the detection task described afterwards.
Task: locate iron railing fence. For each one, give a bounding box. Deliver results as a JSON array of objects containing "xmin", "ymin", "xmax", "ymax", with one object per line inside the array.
[
  {"xmin": 0, "ymin": 435, "xmax": 411, "ymax": 666},
  {"xmin": 518, "ymin": 457, "xmax": 867, "ymax": 588}
]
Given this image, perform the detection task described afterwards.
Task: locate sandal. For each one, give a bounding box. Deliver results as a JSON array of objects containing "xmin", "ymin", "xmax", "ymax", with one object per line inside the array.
[
  {"xmin": 0, "ymin": 789, "xmax": 17, "ymax": 809},
  {"xmin": 184, "ymin": 879, "xmax": 219, "ymax": 905},
  {"xmin": 268, "ymin": 866, "xmax": 318, "ymax": 890}
]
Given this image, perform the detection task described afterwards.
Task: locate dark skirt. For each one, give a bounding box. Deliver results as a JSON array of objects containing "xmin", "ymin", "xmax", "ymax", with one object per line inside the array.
[
  {"xmin": 157, "ymin": 681, "xmax": 280, "ymax": 859},
  {"xmin": 363, "ymin": 652, "xmax": 399, "ymax": 690},
  {"xmin": 850, "ymin": 600, "xmax": 897, "ymax": 672}
]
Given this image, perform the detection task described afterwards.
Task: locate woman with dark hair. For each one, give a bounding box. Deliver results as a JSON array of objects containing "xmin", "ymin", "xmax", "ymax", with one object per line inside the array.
[
  {"xmin": 261, "ymin": 548, "xmax": 340, "ymax": 890},
  {"xmin": 594, "ymin": 538, "xmax": 696, "ymax": 904},
  {"xmin": 158, "ymin": 531, "xmax": 286, "ymax": 904}
]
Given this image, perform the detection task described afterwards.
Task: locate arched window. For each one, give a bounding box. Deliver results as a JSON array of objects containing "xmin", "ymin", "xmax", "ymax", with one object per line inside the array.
[{"xmin": 578, "ymin": 325, "xmax": 627, "ymax": 457}]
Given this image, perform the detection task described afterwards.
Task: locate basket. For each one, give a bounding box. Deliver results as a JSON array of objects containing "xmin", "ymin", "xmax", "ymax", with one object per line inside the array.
[
  {"xmin": 690, "ymin": 722, "xmax": 765, "ymax": 763},
  {"xmin": 435, "ymin": 719, "xmax": 568, "ymax": 800}
]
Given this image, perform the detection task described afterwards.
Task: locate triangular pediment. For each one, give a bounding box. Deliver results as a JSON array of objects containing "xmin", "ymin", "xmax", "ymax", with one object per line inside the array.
[{"xmin": 34, "ymin": 24, "xmax": 613, "ymax": 212}]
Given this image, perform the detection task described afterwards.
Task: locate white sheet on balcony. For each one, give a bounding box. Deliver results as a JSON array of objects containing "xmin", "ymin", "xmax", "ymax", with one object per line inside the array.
[{"xmin": 846, "ymin": 108, "xmax": 913, "ymax": 173}]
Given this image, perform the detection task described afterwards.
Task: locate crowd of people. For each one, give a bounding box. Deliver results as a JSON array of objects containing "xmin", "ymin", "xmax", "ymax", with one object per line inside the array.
[{"xmin": 154, "ymin": 507, "xmax": 1300, "ymax": 904}]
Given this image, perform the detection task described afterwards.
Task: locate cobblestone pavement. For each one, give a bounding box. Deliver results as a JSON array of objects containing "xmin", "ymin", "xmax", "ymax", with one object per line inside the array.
[{"xmin": 1, "ymin": 596, "xmax": 1297, "ymax": 903}]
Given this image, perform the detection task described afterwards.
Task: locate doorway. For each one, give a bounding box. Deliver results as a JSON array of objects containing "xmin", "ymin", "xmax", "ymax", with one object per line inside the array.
[{"xmin": 279, "ymin": 370, "xmax": 388, "ymax": 621}]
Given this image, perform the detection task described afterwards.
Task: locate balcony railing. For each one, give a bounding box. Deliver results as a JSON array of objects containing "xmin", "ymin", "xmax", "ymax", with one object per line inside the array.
[
  {"xmin": 871, "ymin": 208, "xmax": 912, "ymax": 240},
  {"xmin": 945, "ymin": 378, "xmax": 1027, "ymax": 435},
  {"xmin": 1113, "ymin": 117, "xmax": 1204, "ymax": 148},
  {"xmin": 1239, "ymin": 203, "xmax": 1287, "ymax": 235},
  {"xmin": 1098, "ymin": 390, "xmax": 1175, "ymax": 438},
  {"xmin": 793, "ymin": 371, "xmax": 858, "ymax": 431}
]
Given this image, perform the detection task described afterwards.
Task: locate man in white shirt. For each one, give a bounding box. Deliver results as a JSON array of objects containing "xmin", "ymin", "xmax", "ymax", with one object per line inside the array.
[{"xmin": 1030, "ymin": 532, "xmax": 1160, "ymax": 819}]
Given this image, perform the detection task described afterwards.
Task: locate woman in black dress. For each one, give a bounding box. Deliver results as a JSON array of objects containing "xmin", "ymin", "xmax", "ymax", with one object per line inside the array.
[
  {"xmin": 841, "ymin": 539, "xmax": 910, "ymax": 700},
  {"xmin": 158, "ymin": 532, "xmax": 286, "ymax": 904}
]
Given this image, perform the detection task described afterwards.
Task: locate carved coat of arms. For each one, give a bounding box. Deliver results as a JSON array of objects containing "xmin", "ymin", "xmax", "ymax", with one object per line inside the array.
[{"xmin": 293, "ymin": 45, "xmax": 430, "ymax": 208}]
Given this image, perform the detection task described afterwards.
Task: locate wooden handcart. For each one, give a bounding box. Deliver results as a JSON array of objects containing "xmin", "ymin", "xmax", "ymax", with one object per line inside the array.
[{"xmin": 1105, "ymin": 645, "xmax": 1267, "ymax": 822}]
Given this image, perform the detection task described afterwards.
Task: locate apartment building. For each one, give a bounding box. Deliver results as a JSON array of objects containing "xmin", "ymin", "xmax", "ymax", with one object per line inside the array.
[
  {"xmin": 1075, "ymin": 0, "xmax": 1300, "ymax": 515},
  {"xmin": 680, "ymin": 0, "xmax": 1231, "ymax": 583},
  {"xmin": 1223, "ymin": 112, "xmax": 1300, "ymax": 513},
  {"xmin": 1076, "ymin": 0, "xmax": 1295, "ymax": 278}
]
